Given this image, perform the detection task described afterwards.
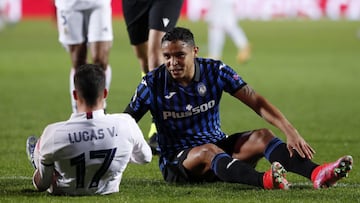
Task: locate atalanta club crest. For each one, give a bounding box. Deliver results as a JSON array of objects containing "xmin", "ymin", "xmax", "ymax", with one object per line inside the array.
[{"xmin": 197, "ymin": 83, "xmax": 207, "ymax": 97}]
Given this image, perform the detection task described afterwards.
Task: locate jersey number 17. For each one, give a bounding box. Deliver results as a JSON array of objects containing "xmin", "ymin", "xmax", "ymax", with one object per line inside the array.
[{"xmin": 70, "ymin": 148, "xmax": 117, "ymax": 188}]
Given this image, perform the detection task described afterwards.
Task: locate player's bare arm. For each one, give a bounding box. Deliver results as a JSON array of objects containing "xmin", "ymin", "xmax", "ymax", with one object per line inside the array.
[{"xmin": 234, "ymin": 85, "xmax": 315, "ymax": 159}]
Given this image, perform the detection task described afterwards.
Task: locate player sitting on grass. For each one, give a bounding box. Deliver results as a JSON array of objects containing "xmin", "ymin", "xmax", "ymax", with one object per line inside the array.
[
  {"xmin": 123, "ymin": 27, "xmax": 353, "ymax": 189},
  {"xmin": 26, "ymin": 64, "xmax": 152, "ymax": 195}
]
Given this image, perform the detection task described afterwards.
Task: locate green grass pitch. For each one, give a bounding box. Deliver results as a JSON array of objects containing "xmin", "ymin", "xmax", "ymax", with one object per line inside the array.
[{"xmin": 0, "ymin": 18, "xmax": 359, "ymax": 202}]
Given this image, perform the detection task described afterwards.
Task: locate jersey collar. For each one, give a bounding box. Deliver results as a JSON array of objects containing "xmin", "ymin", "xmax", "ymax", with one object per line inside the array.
[{"xmin": 70, "ymin": 109, "xmax": 106, "ymax": 120}]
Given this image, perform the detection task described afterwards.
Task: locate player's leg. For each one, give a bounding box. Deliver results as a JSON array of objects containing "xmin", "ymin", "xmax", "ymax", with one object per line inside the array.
[
  {"xmin": 89, "ymin": 41, "xmax": 112, "ymax": 106},
  {"xmin": 87, "ymin": 4, "xmax": 113, "ymax": 71},
  {"xmin": 148, "ymin": 0, "xmax": 183, "ymax": 71},
  {"xmin": 180, "ymin": 143, "xmax": 289, "ymax": 189},
  {"xmin": 56, "ymin": 8, "xmax": 87, "ymax": 112},
  {"xmin": 222, "ymin": 7, "xmax": 251, "ymax": 64},
  {"xmin": 131, "ymin": 42, "xmax": 149, "ymax": 75},
  {"xmin": 236, "ymin": 129, "xmax": 318, "ymax": 180},
  {"xmin": 87, "ymin": 3, "xmax": 113, "ymax": 110},
  {"xmin": 256, "ymin": 129, "xmax": 353, "ymax": 189},
  {"xmin": 147, "ymin": 29, "xmax": 165, "ymax": 71},
  {"xmin": 68, "ymin": 43, "xmax": 87, "ymax": 112},
  {"xmin": 224, "ymin": 20, "xmax": 251, "ymax": 64},
  {"xmin": 26, "ymin": 135, "xmax": 38, "ymax": 169},
  {"xmin": 207, "ymin": 23, "xmax": 225, "ymax": 60},
  {"xmin": 122, "ymin": 0, "xmax": 150, "ymax": 74},
  {"xmin": 211, "ymin": 130, "xmax": 289, "ymax": 189}
]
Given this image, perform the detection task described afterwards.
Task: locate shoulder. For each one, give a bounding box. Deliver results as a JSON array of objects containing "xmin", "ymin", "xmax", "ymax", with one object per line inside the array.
[
  {"xmin": 197, "ymin": 57, "xmax": 235, "ymax": 78},
  {"xmin": 197, "ymin": 57, "xmax": 228, "ymax": 70},
  {"xmin": 39, "ymin": 121, "xmax": 67, "ymax": 148},
  {"xmin": 147, "ymin": 65, "xmax": 167, "ymax": 79},
  {"xmin": 106, "ymin": 113, "xmax": 137, "ymax": 124},
  {"xmin": 42, "ymin": 121, "xmax": 67, "ymax": 135},
  {"xmin": 140, "ymin": 65, "xmax": 167, "ymax": 88},
  {"xmin": 107, "ymin": 113, "xmax": 143, "ymax": 138}
]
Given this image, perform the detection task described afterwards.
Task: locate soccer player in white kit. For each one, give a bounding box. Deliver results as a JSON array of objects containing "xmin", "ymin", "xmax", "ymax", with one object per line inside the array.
[
  {"xmin": 54, "ymin": 0, "xmax": 113, "ymax": 113},
  {"xmin": 206, "ymin": 0, "xmax": 251, "ymax": 63},
  {"xmin": 26, "ymin": 64, "xmax": 152, "ymax": 195}
]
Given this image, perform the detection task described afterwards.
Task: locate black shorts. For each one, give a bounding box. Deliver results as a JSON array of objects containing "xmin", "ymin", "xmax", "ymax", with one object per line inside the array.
[
  {"xmin": 161, "ymin": 131, "xmax": 254, "ymax": 183},
  {"xmin": 122, "ymin": 0, "xmax": 184, "ymax": 45}
]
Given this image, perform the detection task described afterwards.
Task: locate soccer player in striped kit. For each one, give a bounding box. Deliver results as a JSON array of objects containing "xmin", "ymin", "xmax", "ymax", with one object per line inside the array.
[{"xmin": 124, "ymin": 27, "xmax": 352, "ymax": 189}]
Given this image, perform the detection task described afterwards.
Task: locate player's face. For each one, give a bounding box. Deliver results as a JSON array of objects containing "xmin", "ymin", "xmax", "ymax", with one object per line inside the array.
[{"xmin": 161, "ymin": 40, "xmax": 198, "ymax": 86}]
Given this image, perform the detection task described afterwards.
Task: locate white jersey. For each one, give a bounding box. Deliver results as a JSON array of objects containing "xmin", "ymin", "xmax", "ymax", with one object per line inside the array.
[
  {"xmin": 54, "ymin": 0, "xmax": 111, "ymax": 10},
  {"xmin": 33, "ymin": 110, "xmax": 152, "ymax": 195}
]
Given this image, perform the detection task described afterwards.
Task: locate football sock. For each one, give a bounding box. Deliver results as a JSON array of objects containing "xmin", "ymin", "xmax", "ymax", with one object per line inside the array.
[
  {"xmin": 103, "ymin": 65, "xmax": 112, "ymax": 110},
  {"xmin": 265, "ymin": 138, "xmax": 318, "ymax": 179},
  {"xmin": 69, "ymin": 68, "xmax": 77, "ymax": 113},
  {"xmin": 211, "ymin": 153, "xmax": 263, "ymax": 187},
  {"xmin": 148, "ymin": 121, "xmax": 157, "ymax": 138},
  {"xmin": 105, "ymin": 65, "xmax": 112, "ymax": 91}
]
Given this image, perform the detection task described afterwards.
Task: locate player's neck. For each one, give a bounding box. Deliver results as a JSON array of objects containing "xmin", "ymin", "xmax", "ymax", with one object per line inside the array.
[{"xmin": 76, "ymin": 101, "xmax": 104, "ymax": 113}]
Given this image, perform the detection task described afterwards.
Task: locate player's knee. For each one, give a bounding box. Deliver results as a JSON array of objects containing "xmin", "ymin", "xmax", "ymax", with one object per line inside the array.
[
  {"xmin": 194, "ymin": 144, "xmax": 222, "ymax": 162},
  {"xmin": 251, "ymin": 128, "xmax": 275, "ymax": 144}
]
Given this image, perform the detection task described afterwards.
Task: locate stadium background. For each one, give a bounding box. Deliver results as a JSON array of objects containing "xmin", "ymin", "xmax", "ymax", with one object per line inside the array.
[{"xmin": 19, "ymin": 0, "xmax": 360, "ymax": 21}]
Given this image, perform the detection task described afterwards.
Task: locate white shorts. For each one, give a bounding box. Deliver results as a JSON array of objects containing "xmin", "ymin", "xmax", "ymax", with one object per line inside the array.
[{"xmin": 56, "ymin": 4, "xmax": 113, "ymax": 46}]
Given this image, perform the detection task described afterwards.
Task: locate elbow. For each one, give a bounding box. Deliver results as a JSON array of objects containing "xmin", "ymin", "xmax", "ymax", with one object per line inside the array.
[
  {"xmin": 141, "ymin": 154, "xmax": 153, "ymax": 164},
  {"xmin": 32, "ymin": 169, "xmax": 51, "ymax": 192},
  {"xmin": 144, "ymin": 155, "xmax": 152, "ymax": 163},
  {"xmin": 140, "ymin": 153, "xmax": 152, "ymax": 164}
]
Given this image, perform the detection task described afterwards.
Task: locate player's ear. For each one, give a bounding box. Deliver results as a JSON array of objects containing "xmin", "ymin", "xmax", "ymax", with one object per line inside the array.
[
  {"xmin": 73, "ymin": 90, "xmax": 78, "ymax": 101},
  {"xmin": 103, "ymin": 89, "xmax": 108, "ymax": 99},
  {"xmin": 193, "ymin": 46, "xmax": 199, "ymax": 56}
]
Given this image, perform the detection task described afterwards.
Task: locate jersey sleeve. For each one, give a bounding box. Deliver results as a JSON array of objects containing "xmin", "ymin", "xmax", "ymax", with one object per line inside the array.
[
  {"xmin": 124, "ymin": 77, "xmax": 152, "ymax": 122},
  {"xmin": 218, "ymin": 62, "xmax": 247, "ymax": 94},
  {"xmin": 33, "ymin": 125, "xmax": 56, "ymax": 191},
  {"xmin": 124, "ymin": 115, "xmax": 152, "ymax": 164}
]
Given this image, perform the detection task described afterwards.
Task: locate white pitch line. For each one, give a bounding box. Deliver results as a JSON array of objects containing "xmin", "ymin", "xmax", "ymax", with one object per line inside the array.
[
  {"xmin": 0, "ymin": 176, "xmax": 32, "ymax": 180},
  {"xmin": 291, "ymin": 182, "xmax": 360, "ymax": 188},
  {"xmin": 0, "ymin": 177, "xmax": 359, "ymax": 188}
]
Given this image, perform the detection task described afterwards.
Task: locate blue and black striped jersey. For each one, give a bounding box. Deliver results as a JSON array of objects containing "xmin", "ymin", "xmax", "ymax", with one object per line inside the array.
[{"xmin": 125, "ymin": 58, "xmax": 247, "ymax": 160}]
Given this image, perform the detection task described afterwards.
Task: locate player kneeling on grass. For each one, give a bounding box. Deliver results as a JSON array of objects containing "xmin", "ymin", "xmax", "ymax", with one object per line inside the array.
[
  {"xmin": 123, "ymin": 27, "xmax": 353, "ymax": 190},
  {"xmin": 26, "ymin": 64, "xmax": 152, "ymax": 195}
]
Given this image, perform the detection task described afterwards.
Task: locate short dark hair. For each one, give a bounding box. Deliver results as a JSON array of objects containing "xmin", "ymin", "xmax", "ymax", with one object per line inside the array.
[
  {"xmin": 161, "ymin": 27, "xmax": 195, "ymax": 46},
  {"xmin": 74, "ymin": 64, "xmax": 105, "ymax": 107}
]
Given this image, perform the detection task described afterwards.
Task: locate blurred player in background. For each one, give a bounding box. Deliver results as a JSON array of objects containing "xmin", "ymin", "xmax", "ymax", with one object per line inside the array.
[
  {"xmin": 122, "ymin": 0, "xmax": 184, "ymax": 154},
  {"xmin": 124, "ymin": 27, "xmax": 353, "ymax": 189},
  {"xmin": 0, "ymin": 0, "xmax": 22, "ymax": 31},
  {"xmin": 0, "ymin": 0, "xmax": 5, "ymax": 31},
  {"xmin": 26, "ymin": 64, "xmax": 152, "ymax": 195},
  {"xmin": 206, "ymin": 0, "xmax": 251, "ymax": 63},
  {"xmin": 54, "ymin": 0, "xmax": 113, "ymax": 113}
]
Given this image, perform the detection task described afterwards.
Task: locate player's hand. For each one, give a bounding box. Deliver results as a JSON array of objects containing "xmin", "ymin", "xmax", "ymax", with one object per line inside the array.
[{"xmin": 286, "ymin": 134, "xmax": 315, "ymax": 159}]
